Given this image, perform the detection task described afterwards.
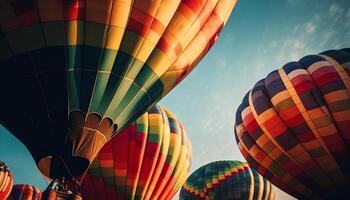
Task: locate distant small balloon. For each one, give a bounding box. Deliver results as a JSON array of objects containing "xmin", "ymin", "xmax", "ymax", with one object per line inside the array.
[
  {"xmin": 0, "ymin": 161, "xmax": 13, "ymax": 200},
  {"xmin": 180, "ymin": 160, "xmax": 275, "ymax": 200}
]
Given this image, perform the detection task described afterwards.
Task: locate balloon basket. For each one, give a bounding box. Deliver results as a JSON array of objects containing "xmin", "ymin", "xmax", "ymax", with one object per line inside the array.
[
  {"xmin": 42, "ymin": 179, "xmax": 82, "ymax": 200},
  {"xmin": 42, "ymin": 190, "xmax": 82, "ymax": 200}
]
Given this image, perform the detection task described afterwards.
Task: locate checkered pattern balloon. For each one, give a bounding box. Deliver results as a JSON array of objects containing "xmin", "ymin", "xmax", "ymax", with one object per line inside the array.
[
  {"xmin": 180, "ymin": 160, "xmax": 275, "ymax": 200},
  {"xmin": 235, "ymin": 48, "xmax": 350, "ymax": 199},
  {"xmin": 80, "ymin": 105, "xmax": 192, "ymax": 200}
]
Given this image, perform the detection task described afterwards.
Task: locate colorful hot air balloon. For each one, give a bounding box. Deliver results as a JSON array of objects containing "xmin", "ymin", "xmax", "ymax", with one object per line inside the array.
[
  {"xmin": 0, "ymin": 161, "xmax": 13, "ymax": 200},
  {"xmin": 7, "ymin": 184, "xmax": 42, "ymax": 200},
  {"xmin": 0, "ymin": 0, "xmax": 237, "ymax": 180},
  {"xmin": 235, "ymin": 48, "xmax": 350, "ymax": 199},
  {"xmin": 79, "ymin": 105, "xmax": 192, "ymax": 200},
  {"xmin": 180, "ymin": 160, "xmax": 275, "ymax": 200}
]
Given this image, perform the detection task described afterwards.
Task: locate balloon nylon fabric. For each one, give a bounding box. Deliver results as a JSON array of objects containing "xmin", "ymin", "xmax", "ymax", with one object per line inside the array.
[
  {"xmin": 235, "ymin": 48, "xmax": 350, "ymax": 199},
  {"xmin": 79, "ymin": 105, "xmax": 192, "ymax": 200},
  {"xmin": 0, "ymin": 0, "xmax": 237, "ymax": 179},
  {"xmin": 7, "ymin": 184, "xmax": 42, "ymax": 200},
  {"xmin": 0, "ymin": 161, "xmax": 13, "ymax": 200},
  {"xmin": 180, "ymin": 160, "xmax": 275, "ymax": 200}
]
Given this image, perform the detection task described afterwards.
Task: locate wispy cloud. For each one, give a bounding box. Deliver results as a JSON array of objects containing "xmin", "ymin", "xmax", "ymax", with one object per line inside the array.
[
  {"xmin": 269, "ymin": 41, "xmax": 278, "ymax": 48},
  {"xmin": 293, "ymin": 25, "xmax": 300, "ymax": 33},
  {"xmin": 347, "ymin": 8, "xmax": 350, "ymax": 17},
  {"xmin": 328, "ymin": 2, "xmax": 346, "ymax": 21},
  {"xmin": 305, "ymin": 21, "xmax": 317, "ymax": 33},
  {"xmin": 329, "ymin": 2, "xmax": 341, "ymax": 15}
]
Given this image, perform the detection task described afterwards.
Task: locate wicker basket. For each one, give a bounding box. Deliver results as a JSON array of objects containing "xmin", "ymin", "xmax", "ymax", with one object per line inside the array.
[
  {"xmin": 42, "ymin": 189, "xmax": 82, "ymax": 200},
  {"xmin": 41, "ymin": 179, "xmax": 82, "ymax": 200}
]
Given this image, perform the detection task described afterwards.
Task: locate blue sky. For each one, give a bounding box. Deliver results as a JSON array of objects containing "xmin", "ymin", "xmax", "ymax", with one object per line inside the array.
[{"xmin": 0, "ymin": 0, "xmax": 349, "ymax": 199}]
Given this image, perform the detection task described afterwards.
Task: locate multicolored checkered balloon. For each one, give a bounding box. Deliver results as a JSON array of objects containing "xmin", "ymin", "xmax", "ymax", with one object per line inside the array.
[
  {"xmin": 235, "ymin": 48, "xmax": 350, "ymax": 199},
  {"xmin": 180, "ymin": 160, "xmax": 275, "ymax": 200},
  {"xmin": 80, "ymin": 105, "xmax": 192, "ymax": 200}
]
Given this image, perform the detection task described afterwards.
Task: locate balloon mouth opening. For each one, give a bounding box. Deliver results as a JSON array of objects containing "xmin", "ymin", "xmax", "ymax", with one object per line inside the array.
[{"xmin": 38, "ymin": 155, "xmax": 90, "ymax": 180}]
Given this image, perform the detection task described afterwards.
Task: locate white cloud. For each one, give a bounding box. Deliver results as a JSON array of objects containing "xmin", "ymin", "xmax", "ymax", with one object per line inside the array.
[
  {"xmin": 322, "ymin": 31, "xmax": 334, "ymax": 41},
  {"xmin": 305, "ymin": 21, "xmax": 316, "ymax": 33},
  {"xmin": 293, "ymin": 25, "xmax": 300, "ymax": 33},
  {"xmin": 329, "ymin": 3, "xmax": 341, "ymax": 15},
  {"xmin": 271, "ymin": 37, "xmax": 313, "ymax": 67},
  {"xmin": 312, "ymin": 14, "xmax": 322, "ymax": 22},
  {"xmin": 269, "ymin": 41, "xmax": 278, "ymax": 48},
  {"xmin": 329, "ymin": 2, "xmax": 346, "ymax": 18},
  {"xmin": 292, "ymin": 39, "xmax": 305, "ymax": 49},
  {"xmin": 318, "ymin": 30, "xmax": 334, "ymax": 48},
  {"xmin": 254, "ymin": 64, "xmax": 266, "ymax": 76}
]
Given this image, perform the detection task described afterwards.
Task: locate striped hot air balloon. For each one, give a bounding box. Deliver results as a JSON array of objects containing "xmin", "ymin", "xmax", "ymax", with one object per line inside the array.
[
  {"xmin": 180, "ymin": 160, "xmax": 275, "ymax": 200},
  {"xmin": 7, "ymin": 184, "xmax": 42, "ymax": 200},
  {"xmin": 0, "ymin": 0, "xmax": 237, "ymax": 180},
  {"xmin": 0, "ymin": 161, "xmax": 13, "ymax": 200},
  {"xmin": 79, "ymin": 105, "xmax": 192, "ymax": 200},
  {"xmin": 235, "ymin": 48, "xmax": 350, "ymax": 199}
]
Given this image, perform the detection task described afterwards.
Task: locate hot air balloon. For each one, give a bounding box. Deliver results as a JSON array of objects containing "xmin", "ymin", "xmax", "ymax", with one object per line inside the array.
[
  {"xmin": 180, "ymin": 160, "xmax": 275, "ymax": 200},
  {"xmin": 0, "ymin": 0, "xmax": 237, "ymax": 183},
  {"xmin": 0, "ymin": 161, "xmax": 13, "ymax": 200},
  {"xmin": 7, "ymin": 184, "xmax": 42, "ymax": 200},
  {"xmin": 234, "ymin": 48, "xmax": 350, "ymax": 199},
  {"xmin": 78, "ymin": 105, "xmax": 192, "ymax": 200}
]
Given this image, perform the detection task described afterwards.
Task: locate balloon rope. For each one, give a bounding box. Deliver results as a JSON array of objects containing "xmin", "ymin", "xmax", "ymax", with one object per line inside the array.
[
  {"xmin": 59, "ymin": 155, "xmax": 75, "ymax": 180},
  {"xmin": 78, "ymin": 167, "xmax": 89, "ymax": 184}
]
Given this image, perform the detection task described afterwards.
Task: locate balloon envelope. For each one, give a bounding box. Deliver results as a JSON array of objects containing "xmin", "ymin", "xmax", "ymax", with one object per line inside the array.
[
  {"xmin": 0, "ymin": 161, "xmax": 13, "ymax": 200},
  {"xmin": 0, "ymin": 0, "xmax": 237, "ymax": 179},
  {"xmin": 7, "ymin": 184, "xmax": 42, "ymax": 200},
  {"xmin": 80, "ymin": 105, "xmax": 192, "ymax": 200},
  {"xmin": 180, "ymin": 160, "xmax": 275, "ymax": 200},
  {"xmin": 235, "ymin": 48, "xmax": 350, "ymax": 199}
]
